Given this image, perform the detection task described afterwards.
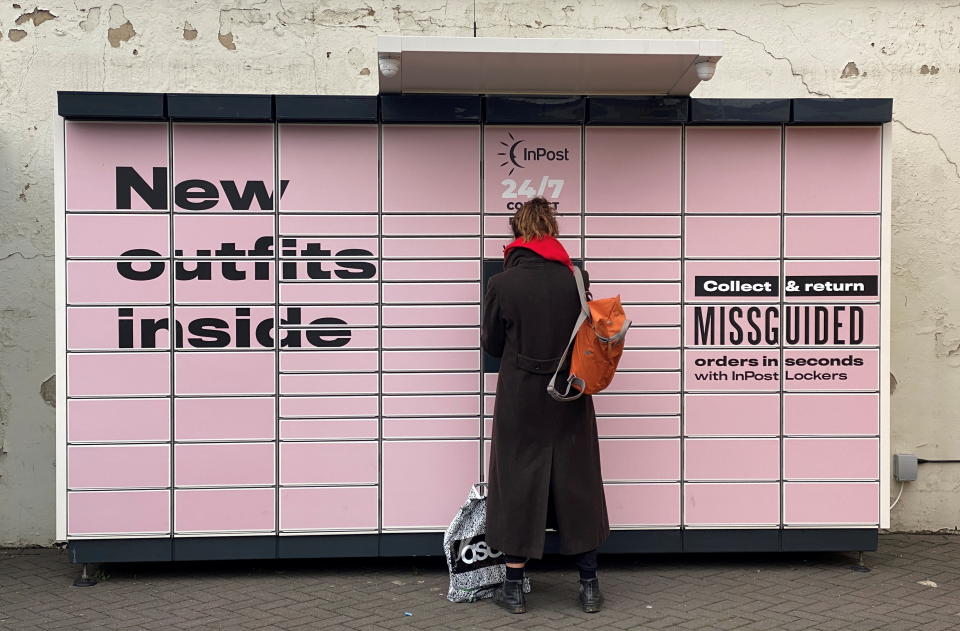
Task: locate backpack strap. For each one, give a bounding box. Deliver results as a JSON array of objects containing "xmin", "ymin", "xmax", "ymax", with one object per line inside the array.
[
  {"xmin": 573, "ymin": 264, "xmax": 589, "ymax": 314},
  {"xmin": 547, "ymin": 267, "xmax": 590, "ymax": 402}
]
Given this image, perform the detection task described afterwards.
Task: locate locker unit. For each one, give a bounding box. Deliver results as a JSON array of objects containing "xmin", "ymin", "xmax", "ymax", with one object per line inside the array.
[{"xmin": 55, "ymin": 91, "xmax": 892, "ymax": 562}]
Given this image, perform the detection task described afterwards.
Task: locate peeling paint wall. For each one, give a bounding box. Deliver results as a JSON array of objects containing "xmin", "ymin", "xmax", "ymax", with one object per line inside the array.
[{"xmin": 0, "ymin": 0, "xmax": 958, "ymax": 545}]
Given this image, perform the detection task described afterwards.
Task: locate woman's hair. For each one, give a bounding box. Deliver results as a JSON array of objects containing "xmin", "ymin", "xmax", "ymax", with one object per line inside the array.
[{"xmin": 509, "ymin": 197, "xmax": 559, "ymax": 241}]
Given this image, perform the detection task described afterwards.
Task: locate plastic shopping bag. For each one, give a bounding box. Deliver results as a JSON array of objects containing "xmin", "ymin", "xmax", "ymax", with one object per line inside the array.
[{"xmin": 443, "ymin": 483, "xmax": 530, "ymax": 603}]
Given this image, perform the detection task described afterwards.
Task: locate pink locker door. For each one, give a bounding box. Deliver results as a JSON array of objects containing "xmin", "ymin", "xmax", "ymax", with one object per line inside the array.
[{"xmin": 382, "ymin": 440, "xmax": 480, "ymax": 529}]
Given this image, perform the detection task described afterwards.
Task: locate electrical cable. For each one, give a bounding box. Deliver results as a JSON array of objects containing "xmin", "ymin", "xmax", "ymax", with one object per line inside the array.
[
  {"xmin": 887, "ymin": 455, "xmax": 960, "ymax": 511},
  {"xmin": 889, "ymin": 480, "xmax": 905, "ymax": 510}
]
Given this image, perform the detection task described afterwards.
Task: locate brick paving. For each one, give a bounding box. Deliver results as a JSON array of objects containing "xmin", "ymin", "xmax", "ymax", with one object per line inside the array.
[{"xmin": 1, "ymin": 534, "xmax": 959, "ymax": 630}]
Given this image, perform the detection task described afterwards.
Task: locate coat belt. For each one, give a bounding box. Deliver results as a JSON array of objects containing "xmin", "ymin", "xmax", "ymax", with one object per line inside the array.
[{"xmin": 516, "ymin": 352, "xmax": 564, "ymax": 375}]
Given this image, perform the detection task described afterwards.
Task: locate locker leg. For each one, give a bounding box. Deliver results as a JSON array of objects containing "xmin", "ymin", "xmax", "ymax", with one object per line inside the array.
[
  {"xmin": 850, "ymin": 551, "xmax": 871, "ymax": 572},
  {"xmin": 72, "ymin": 563, "xmax": 99, "ymax": 587}
]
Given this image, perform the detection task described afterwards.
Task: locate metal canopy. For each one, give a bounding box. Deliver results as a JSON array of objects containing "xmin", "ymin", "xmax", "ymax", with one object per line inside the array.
[{"xmin": 377, "ymin": 36, "xmax": 723, "ymax": 96}]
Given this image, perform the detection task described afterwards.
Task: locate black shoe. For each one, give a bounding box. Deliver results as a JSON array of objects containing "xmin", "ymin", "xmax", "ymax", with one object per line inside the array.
[
  {"xmin": 493, "ymin": 578, "xmax": 526, "ymax": 614},
  {"xmin": 579, "ymin": 577, "xmax": 603, "ymax": 613}
]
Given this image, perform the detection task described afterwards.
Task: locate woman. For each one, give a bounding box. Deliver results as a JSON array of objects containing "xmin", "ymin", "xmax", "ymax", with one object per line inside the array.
[{"xmin": 481, "ymin": 197, "xmax": 609, "ymax": 614}]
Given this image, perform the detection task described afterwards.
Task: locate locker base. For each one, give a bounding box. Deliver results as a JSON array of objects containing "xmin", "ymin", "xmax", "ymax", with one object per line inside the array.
[{"xmin": 67, "ymin": 528, "xmax": 879, "ymax": 564}]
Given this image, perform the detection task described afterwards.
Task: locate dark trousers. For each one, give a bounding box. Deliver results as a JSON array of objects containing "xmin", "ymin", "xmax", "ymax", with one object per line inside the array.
[
  {"xmin": 501, "ymin": 483, "xmax": 600, "ymax": 572},
  {"xmin": 504, "ymin": 548, "xmax": 598, "ymax": 572}
]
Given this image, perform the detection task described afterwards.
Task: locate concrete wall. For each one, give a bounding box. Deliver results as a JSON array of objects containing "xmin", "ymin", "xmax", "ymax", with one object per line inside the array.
[{"xmin": 1, "ymin": 0, "xmax": 957, "ymax": 546}]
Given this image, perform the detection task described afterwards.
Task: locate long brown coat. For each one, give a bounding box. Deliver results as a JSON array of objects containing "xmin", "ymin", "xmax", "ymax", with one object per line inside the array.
[{"xmin": 481, "ymin": 247, "xmax": 610, "ymax": 559}]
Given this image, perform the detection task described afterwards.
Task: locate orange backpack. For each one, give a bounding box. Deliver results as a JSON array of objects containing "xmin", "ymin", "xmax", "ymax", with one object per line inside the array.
[{"xmin": 548, "ymin": 267, "xmax": 631, "ymax": 401}]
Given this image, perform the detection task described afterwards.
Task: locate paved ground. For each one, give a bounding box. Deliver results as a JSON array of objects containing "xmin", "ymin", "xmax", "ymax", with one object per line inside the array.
[{"xmin": 1, "ymin": 534, "xmax": 959, "ymax": 630}]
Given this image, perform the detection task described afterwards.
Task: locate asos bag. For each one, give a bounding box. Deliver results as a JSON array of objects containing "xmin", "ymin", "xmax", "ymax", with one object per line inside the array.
[
  {"xmin": 547, "ymin": 266, "xmax": 631, "ymax": 402},
  {"xmin": 444, "ymin": 483, "xmax": 531, "ymax": 603}
]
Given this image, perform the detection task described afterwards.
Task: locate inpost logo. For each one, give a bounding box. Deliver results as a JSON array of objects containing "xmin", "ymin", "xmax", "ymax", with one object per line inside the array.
[{"xmin": 496, "ymin": 132, "xmax": 571, "ymax": 175}]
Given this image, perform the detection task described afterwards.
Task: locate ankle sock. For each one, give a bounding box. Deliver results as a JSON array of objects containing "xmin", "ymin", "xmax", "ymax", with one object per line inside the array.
[
  {"xmin": 579, "ymin": 568, "xmax": 597, "ymax": 580},
  {"xmin": 505, "ymin": 566, "xmax": 525, "ymax": 581}
]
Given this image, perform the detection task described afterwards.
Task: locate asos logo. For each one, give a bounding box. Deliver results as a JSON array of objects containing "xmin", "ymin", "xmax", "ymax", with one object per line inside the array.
[
  {"xmin": 458, "ymin": 540, "xmax": 503, "ymax": 564},
  {"xmin": 497, "ymin": 132, "xmax": 571, "ymax": 175}
]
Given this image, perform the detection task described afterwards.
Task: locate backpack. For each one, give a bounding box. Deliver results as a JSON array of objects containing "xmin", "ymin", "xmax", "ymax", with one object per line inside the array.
[{"xmin": 547, "ymin": 266, "xmax": 631, "ymax": 401}]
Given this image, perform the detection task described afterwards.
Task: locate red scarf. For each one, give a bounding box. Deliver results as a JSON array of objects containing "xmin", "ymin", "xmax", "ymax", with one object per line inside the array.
[{"xmin": 502, "ymin": 235, "xmax": 574, "ymax": 271}]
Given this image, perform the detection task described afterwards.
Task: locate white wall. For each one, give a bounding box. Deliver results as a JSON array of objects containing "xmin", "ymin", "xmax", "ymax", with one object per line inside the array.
[{"xmin": 1, "ymin": 0, "xmax": 958, "ymax": 545}]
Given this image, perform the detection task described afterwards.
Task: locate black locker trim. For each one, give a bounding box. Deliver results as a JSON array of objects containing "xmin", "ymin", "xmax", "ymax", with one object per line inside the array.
[
  {"xmin": 791, "ymin": 98, "xmax": 893, "ymax": 124},
  {"xmin": 166, "ymin": 93, "xmax": 274, "ymax": 122},
  {"xmin": 69, "ymin": 538, "xmax": 173, "ymax": 563},
  {"xmin": 587, "ymin": 96, "xmax": 688, "ymax": 125},
  {"xmin": 781, "ymin": 528, "xmax": 879, "ymax": 551},
  {"xmin": 65, "ymin": 528, "xmax": 880, "ymax": 563},
  {"xmin": 57, "ymin": 92, "xmax": 893, "ymax": 126},
  {"xmin": 173, "ymin": 536, "xmax": 277, "ymax": 561},
  {"xmin": 484, "ymin": 95, "xmax": 586, "ymax": 124},
  {"xmin": 683, "ymin": 529, "xmax": 780, "ymax": 553},
  {"xmin": 596, "ymin": 530, "xmax": 684, "ymax": 554},
  {"xmin": 279, "ymin": 534, "xmax": 380, "ymax": 558},
  {"xmin": 380, "ymin": 94, "xmax": 482, "ymax": 123},
  {"xmin": 378, "ymin": 533, "xmax": 443, "ymax": 556},
  {"xmin": 275, "ymin": 95, "xmax": 379, "ymax": 122},
  {"xmin": 58, "ymin": 91, "xmax": 166, "ymax": 121},
  {"xmin": 690, "ymin": 98, "xmax": 791, "ymax": 124}
]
